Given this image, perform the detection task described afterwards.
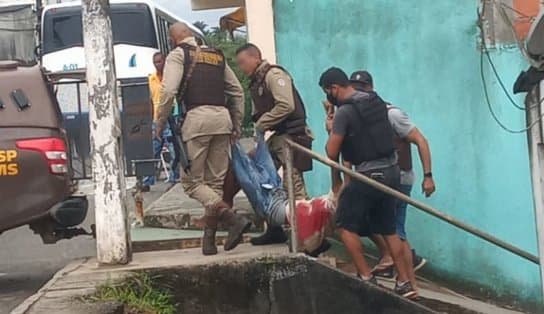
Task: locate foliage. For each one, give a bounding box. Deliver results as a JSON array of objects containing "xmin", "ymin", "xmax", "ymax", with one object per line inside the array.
[
  {"xmin": 193, "ymin": 21, "xmax": 253, "ymax": 136},
  {"xmin": 91, "ymin": 272, "xmax": 176, "ymax": 314}
]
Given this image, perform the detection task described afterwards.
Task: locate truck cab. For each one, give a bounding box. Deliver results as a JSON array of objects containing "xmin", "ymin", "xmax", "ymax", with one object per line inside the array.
[{"xmin": 0, "ymin": 60, "xmax": 90, "ymax": 243}]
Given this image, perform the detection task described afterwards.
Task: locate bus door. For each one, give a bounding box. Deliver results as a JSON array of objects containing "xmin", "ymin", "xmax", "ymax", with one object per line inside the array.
[{"xmin": 54, "ymin": 78, "xmax": 153, "ymax": 179}]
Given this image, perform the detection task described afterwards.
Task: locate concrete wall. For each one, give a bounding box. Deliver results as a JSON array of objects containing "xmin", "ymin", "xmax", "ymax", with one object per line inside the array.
[{"xmin": 273, "ymin": 0, "xmax": 541, "ymax": 304}]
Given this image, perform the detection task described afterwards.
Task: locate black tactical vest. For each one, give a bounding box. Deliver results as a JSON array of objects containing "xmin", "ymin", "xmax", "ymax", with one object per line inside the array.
[
  {"xmin": 179, "ymin": 43, "xmax": 226, "ymax": 111},
  {"xmin": 341, "ymin": 92, "xmax": 396, "ymax": 164},
  {"xmin": 249, "ymin": 63, "xmax": 307, "ymax": 135}
]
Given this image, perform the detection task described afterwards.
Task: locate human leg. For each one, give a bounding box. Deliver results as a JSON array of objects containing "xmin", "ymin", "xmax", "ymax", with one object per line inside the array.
[
  {"xmin": 336, "ymin": 180, "xmax": 376, "ymax": 280},
  {"xmin": 370, "ymin": 234, "xmax": 395, "ymax": 278},
  {"xmin": 267, "ymin": 134, "xmax": 308, "ymax": 200},
  {"xmin": 143, "ymin": 131, "xmax": 163, "ymax": 187},
  {"xmin": 181, "ymin": 135, "xmax": 222, "ymax": 207},
  {"xmin": 369, "ymin": 166, "xmax": 417, "ymax": 298},
  {"xmin": 340, "ymin": 228, "xmax": 373, "ymax": 278},
  {"xmin": 181, "ymin": 135, "xmax": 220, "ymax": 255},
  {"xmin": 205, "ymin": 134, "xmax": 252, "ymax": 251},
  {"xmin": 395, "ymin": 184, "xmax": 417, "ymax": 288},
  {"xmin": 222, "ymin": 164, "xmax": 241, "ymax": 208}
]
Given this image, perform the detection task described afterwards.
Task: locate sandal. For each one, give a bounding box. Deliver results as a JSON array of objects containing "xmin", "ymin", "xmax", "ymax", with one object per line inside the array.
[{"xmin": 371, "ymin": 262, "xmax": 395, "ymax": 278}]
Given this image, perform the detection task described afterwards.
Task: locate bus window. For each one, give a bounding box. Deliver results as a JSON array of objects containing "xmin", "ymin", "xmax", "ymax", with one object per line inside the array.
[
  {"xmin": 110, "ymin": 5, "xmax": 157, "ymax": 48},
  {"xmin": 43, "ymin": 4, "xmax": 157, "ymax": 55},
  {"xmin": 43, "ymin": 10, "xmax": 83, "ymax": 54}
]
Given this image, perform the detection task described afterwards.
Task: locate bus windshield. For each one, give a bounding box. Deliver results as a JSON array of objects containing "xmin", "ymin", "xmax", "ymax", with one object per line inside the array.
[{"xmin": 43, "ymin": 3, "xmax": 157, "ymax": 54}]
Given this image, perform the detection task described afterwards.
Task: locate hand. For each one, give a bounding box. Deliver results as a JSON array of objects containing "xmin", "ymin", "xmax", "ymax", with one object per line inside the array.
[
  {"xmin": 323, "ymin": 99, "xmax": 333, "ymax": 114},
  {"xmin": 325, "ymin": 114, "xmax": 334, "ymax": 133},
  {"xmin": 231, "ymin": 130, "xmax": 240, "ymax": 143},
  {"xmin": 253, "ymin": 129, "xmax": 265, "ymax": 143},
  {"xmin": 422, "ymin": 177, "xmax": 436, "ymax": 197}
]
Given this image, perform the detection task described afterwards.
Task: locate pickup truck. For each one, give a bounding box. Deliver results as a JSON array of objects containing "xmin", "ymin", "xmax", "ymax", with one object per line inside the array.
[{"xmin": 0, "ymin": 61, "xmax": 91, "ymax": 243}]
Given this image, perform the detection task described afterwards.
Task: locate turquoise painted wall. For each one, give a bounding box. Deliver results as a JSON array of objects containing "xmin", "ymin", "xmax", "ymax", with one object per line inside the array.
[{"xmin": 273, "ymin": 0, "xmax": 540, "ymax": 303}]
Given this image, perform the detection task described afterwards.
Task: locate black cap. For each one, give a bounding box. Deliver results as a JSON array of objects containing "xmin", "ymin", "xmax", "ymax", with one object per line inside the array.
[
  {"xmin": 350, "ymin": 70, "xmax": 373, "ymax": 85},
  {"xmin": 319, "ymin": 67, "xmax": 350, "ymax": 88}
]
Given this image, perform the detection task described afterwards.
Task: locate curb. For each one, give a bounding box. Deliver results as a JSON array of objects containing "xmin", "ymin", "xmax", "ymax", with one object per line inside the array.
[
  {"xmin": 133, "ymin": 234, "xmax": 255, "ymax": 253},
  {"xmin": 10, "ymin": 259, "xmax": 88, "ymax": 314},
  {"xmin": 143, "ymin": 211, "xmax": 264, "ymax": 232}
]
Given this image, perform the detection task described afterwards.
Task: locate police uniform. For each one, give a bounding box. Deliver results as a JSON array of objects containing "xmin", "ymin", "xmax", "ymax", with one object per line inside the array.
[
  {"xmin": 250, "ymin": 61, "xmax": 311, "ymax": 200},
  {"xmin": 155, "ymin": 36, "xmax": 249, "ymax": 255}
]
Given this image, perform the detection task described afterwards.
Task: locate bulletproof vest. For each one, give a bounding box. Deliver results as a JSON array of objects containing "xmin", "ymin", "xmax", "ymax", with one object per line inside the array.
[
  {"xmin": 249, "ymin": 63, "xmax": 307, "ymax": 135},
  {"xmin": 341, "ymin": 92, "xmax": 396, "ymax": 164},
  {"xmin": 388, "ymin": 105, "xmax": 413, "ymax": 171},
  {"xmin": 179, "ymin": 43, "xmax": 226, "ymax": 110}
]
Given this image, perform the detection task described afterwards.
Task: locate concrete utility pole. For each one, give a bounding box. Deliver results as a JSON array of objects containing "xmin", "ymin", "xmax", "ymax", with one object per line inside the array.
[
  {"xmin": 526, "ymin": 80, "xmax": 544, "ymax": 299},
  {"xmin": 82, "ymin": 0, "xmax": 131, "ymax": 265}
]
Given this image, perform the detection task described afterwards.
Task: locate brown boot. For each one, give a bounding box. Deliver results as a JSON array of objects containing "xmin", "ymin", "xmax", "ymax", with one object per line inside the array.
[
  {"xmin": 202, "ymin": 214, "xmax": 218, "ymax": 256},
  {"xmin": 219, "ymin": 206, "xmax": 252, "ymax": 251}
]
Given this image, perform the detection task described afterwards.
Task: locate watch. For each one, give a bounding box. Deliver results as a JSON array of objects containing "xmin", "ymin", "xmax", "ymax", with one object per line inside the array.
[{"xmin": 424, "ymin": 172, "xmax": 433, "ymax": 178}]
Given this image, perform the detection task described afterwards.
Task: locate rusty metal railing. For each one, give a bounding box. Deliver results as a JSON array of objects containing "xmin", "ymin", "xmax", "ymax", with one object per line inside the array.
[{"xmin": 283, "ymin": 139, "xmax": 540, "ymax": 265}]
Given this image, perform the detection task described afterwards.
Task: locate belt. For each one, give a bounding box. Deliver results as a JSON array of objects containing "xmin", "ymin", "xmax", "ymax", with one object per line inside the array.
[{"xmin": 361, "ymin": 164, "xmax": 398, "ymax": 176}]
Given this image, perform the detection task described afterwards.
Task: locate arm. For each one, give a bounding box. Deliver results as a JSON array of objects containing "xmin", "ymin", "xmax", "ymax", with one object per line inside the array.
[
  {"xmin": 327, "ymin": 134, "xmax": 344, "ymax": 196},
  {"xmin": 255, "ymin": 69, "xmax": 295, "ymax": 132},
  {"xmin": 404, "ymin": 127, "xmax": 436, "ymax": 197},
  {"xmin": 327, "ymin": 107, "xmax": 349, "ymax": 194},
  {"xmin": 342, "ymin": 159, "xmax": 353, "ymax": 185},
  {"xmin": 223, "ymin": 63, "xmax": 244, "ymax": 137},
  {"xmin": 155, "ymin": 49, "xmax": 184, "ymax": 132}
]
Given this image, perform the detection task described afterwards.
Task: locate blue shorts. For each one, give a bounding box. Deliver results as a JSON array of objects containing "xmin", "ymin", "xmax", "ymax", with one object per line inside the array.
[{"xmin": 395, "ymin": 184, "xmax": 413, "ymax": 240}]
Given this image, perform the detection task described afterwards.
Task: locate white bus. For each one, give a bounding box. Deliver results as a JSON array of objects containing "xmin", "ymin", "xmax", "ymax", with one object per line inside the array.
[
  {"xmin": 40, "ymin": 0, "xmax": 205, "ymax": 78},
  {"xmin": 40, "ymin": 0, "xmax": 205, "ymax": 178}
]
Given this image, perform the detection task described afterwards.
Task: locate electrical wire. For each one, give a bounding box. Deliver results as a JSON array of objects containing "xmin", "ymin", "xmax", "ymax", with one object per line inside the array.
[
  {"xmin": 498, "ymin": 2, "xmax": 535, "ymax": 20},
  {"xmin": 481, "ymin": 1, "xmax": 542, "ymax": 110},
  {"xmin": 478, "ymin": 6, "xmax": 544, "ymax": 133},
  {"xmin": 480, "ymin": 49, "xmax": 542, "ymax": 133},
  {"xmin": 482, "ymin": 45, "xmax": 527, "ymax": 110}
]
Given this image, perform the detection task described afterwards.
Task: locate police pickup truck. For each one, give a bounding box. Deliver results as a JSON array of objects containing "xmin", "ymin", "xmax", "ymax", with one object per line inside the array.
[{"xmin": 0, "ymin": 61, "xmax": 91, "ymax": 243}]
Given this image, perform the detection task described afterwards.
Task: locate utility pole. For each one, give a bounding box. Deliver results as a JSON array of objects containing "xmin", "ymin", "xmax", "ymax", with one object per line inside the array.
[
  {"xmin": 526, "ymin": 79, "xmax": 544, "ymax": 299},
  {"xmin": 82, "ymin": 0, "xmax": 131, "ymax": 265}
]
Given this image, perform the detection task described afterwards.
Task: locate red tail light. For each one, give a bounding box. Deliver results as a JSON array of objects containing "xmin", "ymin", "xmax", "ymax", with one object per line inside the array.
[{"xmin": 16, "ymin": 138, "xmax": 68, "ymax": 175}]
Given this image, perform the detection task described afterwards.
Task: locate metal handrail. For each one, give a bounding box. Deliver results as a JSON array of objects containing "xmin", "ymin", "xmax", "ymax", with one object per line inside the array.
[{"xmin": 283, "ymin": 138, "xmax": 540, "ymax": 265}]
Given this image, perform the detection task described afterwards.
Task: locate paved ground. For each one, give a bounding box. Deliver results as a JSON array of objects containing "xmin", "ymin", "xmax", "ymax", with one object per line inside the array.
[
  {"xmin": 11, "ymin": 244, "xmax": 290, "ymax": 314},
  {"xmin": 0, "ymin": 179, "xmax": 171, "ymax": 314},
  {"xmin": 10, "ymin": 244, "xmax": 524, "ymax": 314}
]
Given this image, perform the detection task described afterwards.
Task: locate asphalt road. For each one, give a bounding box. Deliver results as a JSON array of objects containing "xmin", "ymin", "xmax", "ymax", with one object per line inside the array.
[{"xmin": 0, "ymin": 180, "xmax": 169, "ymax": 314}]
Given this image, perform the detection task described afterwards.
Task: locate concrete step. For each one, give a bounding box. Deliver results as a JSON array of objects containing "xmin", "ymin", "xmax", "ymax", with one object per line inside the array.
[{"xmin": 141, "ymin": 183, "xmax": 265, "ymax": 232}]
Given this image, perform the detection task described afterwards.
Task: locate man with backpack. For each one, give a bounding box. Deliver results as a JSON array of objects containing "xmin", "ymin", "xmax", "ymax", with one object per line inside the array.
[
  {"xmin": 320, "ymin": 67, "xmax": 418, "ymax": 299},
  {"xmin": 349, "ymin": 70, "xmax": 435, "ymax": 280}
]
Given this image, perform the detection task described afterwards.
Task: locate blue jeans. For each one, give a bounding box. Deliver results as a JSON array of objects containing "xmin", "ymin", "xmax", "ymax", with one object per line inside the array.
[
  {"xmin": 231, "ymin": 133, "xmax": 285, "ymax": 224},
  {"xmin": 396, "ymin": 184, "xmax": 413, "ymax": 240},
  {"xmin": 143, "ymin": 123, "xmax": 177, "ymax": 186}
]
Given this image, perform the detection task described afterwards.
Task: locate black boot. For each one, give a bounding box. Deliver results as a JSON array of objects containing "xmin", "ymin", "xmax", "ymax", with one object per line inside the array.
[
  {"xmin": 202, "ymin": 215, "xmax": 218, "ymax": 256},
  {"xmin": 250, "ymin": 225, "xmax": 287, "ymax": 246},
  {"xmin": 220, "ymin": 209, "xmax": 252, "ymax": 251}
]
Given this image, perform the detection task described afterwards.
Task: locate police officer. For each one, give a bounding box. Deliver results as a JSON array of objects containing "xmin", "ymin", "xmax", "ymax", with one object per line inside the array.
[
  {"xmin": 155, "ymin": 23, "xmax": 251, "ymax": 256},
  {"xmin": 320, "ymin": 67, "xmax": 418, "ymax": 299},
  {"xmin": 234, "ymin": 43, "xmax": 313, "ymax": 246}
]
